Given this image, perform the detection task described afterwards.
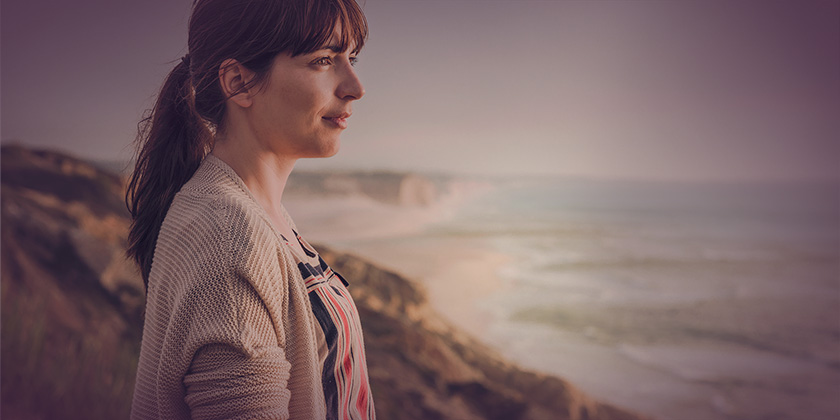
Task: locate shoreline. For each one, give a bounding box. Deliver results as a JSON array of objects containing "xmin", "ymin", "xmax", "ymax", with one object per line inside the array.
[
  {"xmin": 289, "ymin": 191, "xmax": 840, "ymax": 420},
  {"xmin": 322, "ymin": 237, "xmax": 687, "ymax": 420},
  {"xmin": 284, "ymin": 189, "xmax": 515, "ymax": 336},
  {"xmin": 329, "ymin": 236, "xmax": 515, "ymax": 336},
  {"xmin": 286, "ymin": 194, "xmax": 668, "ymax": 418},
  {"xmin": 322, "ymin": 232, "xmax": 840, "ymax": 420}
]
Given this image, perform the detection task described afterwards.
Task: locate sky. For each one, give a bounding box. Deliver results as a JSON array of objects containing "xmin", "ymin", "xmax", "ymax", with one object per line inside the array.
[{"xmin": 2, "ymin": 0, "xmax": 838, "ymax": 182}]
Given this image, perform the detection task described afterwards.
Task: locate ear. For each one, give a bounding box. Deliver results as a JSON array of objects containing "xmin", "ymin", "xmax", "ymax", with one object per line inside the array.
[{"xmin": 218, "ymin": 58, "xmax": 255, "ymax": 108}]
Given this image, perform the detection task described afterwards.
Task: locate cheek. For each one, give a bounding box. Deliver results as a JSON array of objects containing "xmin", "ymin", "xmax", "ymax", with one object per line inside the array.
[
  {"xmin": 292, "ymin": 77, "xmax": 334, "ymax": 115},
  {"xmin": 280, "ymin": 89, "xmax": 322, "ymax": 128},
  {"xmin": 260, "ymin": 90, "xmax": 307, "ymax": 133},
  {"xmin": 264, "ymin": 72, "xmax": 334, "ymax": 134}
]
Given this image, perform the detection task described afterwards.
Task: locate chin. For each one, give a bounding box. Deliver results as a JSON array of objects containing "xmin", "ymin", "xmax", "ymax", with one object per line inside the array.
[
  {"xmin": 324, "ymin": 146, "xmax": 340, "ymax": 158},
  {"xmin": 324, "ymin": 138, "xmax": 341, "ymax": 157},
  {"xmin": 309, "ymin": 141, "xmax": 340, "ymax": 159}
]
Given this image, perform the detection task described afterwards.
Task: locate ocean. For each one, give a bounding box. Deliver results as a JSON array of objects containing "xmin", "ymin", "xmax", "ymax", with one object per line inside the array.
[{"xmin": 312, "ymin": 176, "xmax": 840, "ymax": 420}]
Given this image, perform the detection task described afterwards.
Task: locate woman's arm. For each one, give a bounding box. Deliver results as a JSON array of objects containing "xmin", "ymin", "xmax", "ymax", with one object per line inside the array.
[{"xmin": 184, "ymin": 343, "xmax": 292, "ymax": 420}]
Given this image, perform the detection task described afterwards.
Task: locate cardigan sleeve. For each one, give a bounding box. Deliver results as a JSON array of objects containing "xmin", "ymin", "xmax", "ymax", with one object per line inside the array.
[
  {"xmin": 172, "ymin": 195, "xmax": 296, "ymax": 420},
  {"xmin": 176, "ymin": 266, "xmax": 294, "ymax": 420},
  {"xmin": 184, "ymin": 343, "xmax": 292, "ymax": 420},
  {"xmin": 175, "ymin": 243, "xmax": 295, "ymax": 419}
]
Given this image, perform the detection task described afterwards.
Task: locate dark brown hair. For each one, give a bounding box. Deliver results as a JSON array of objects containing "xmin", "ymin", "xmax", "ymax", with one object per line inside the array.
[{"xmin": 126, "ymin": 0, "xmax": 368, "ymax": 288}]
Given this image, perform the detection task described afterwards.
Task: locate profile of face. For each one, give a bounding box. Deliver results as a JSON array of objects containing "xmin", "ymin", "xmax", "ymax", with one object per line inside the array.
[{"xmin": 243, "ymin": 23, "xmax": 365, "ymax": 160}]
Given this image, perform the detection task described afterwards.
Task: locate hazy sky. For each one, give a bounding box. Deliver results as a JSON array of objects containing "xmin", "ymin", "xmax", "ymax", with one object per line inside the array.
[{"xmin": 2, "ymin": 0, "xmax": 838, "ymax": 181}]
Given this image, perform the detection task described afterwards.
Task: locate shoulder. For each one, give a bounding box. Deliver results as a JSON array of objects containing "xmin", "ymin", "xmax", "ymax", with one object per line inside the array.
[
  {"xmin": 145, "ymin": 159, "xmax": 294, "ymax": 346},
  {"xmin": 150, "ymin": 158, "xmax": 288, "ymax": 295},
  {"xmin": 165, "ymin": 157, "xmax": 278, "ymax": 251}
]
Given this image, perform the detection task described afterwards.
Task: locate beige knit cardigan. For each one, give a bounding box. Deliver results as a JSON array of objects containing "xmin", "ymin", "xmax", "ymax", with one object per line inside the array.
[{"xmin": 131, "ymin": 155, "xmax": 329, "ymax": 420}]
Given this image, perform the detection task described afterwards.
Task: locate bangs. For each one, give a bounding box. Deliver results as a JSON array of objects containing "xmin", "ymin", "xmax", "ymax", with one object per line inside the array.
[
  {"xmin": 197, "ymin": 0, "xmax": 368, "ymax": 100},
  {"xmin": 290, "ymin": 0, "xmax": 368, "ymax": 56}
]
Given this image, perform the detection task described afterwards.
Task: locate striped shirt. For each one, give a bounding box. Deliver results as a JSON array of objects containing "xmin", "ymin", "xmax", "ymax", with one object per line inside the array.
[{"xmin": 279, "ymin": 227, "xmax": 376, "ymax": 420}]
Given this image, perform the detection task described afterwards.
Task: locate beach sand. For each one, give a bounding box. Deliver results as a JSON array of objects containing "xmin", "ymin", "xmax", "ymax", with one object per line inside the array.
[
  {"xmin": 285, "ymin": 194, "xmax": 840, "ymax": 420},
  {"xmin": 285, "ymin": 195, "xmax": 513, "ymax": 334},
  {"xmin": 336, "ymin": 236, "xmax": 514, "ymax": 335}
]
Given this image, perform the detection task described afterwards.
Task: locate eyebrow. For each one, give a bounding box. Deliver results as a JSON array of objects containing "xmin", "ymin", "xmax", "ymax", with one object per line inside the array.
[{"xmin": 318, "ymin": 44, "xmax": 359, "ymax": 54}]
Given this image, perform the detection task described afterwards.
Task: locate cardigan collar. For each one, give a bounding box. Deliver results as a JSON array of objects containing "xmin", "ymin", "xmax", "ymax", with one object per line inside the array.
[{"xmin": 195, "ymin": 154, "xmax": 303, "ymax": 261}]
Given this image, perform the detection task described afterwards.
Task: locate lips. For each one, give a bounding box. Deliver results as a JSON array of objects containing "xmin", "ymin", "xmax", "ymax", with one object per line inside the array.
[
  {"xmin": 322, "ymin": 112, "xmax": 351, "ymax": 129},
  {"xmin": 325, "ymin": 112, "xmax": 351, "ymax": 119}
]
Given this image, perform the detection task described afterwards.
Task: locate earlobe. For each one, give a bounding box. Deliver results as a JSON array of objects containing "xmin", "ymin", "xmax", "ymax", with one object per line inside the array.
[{"xmin": 218, "ymin": 58, "xmax": 254, "ymax": 108}]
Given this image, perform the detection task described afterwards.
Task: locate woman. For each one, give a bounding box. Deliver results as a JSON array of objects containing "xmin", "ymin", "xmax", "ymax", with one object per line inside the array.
[{"xmin": 126, "ymin": 0, "xmax": 374, "ymax": 418}]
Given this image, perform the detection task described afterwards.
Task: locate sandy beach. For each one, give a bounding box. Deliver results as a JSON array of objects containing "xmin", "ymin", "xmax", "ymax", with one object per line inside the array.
[
  {"xmin": 285, "ymin": 194, "xmax": 513, "ymax": 335},
  {"xmin": 286, "ymin": 185, "xmax": 840, "ymax": 420},
  {"xmin": 333, "ymin": 236, "xmax": 514, "ymax": 335}
]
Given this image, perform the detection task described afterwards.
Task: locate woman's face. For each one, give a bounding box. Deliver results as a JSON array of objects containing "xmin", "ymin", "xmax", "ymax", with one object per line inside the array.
[{"xmin": 249, "ymin": 25, "xmax": 364, "ymax": 159}]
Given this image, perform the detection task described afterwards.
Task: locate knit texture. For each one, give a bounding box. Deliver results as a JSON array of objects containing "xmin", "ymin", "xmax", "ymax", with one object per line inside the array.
[{"xmin": 130, "ymin": 155, "xmax": 330, "ymax": 420}]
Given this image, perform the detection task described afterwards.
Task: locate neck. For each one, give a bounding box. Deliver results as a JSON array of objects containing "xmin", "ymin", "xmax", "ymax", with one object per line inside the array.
[{"xmin": 210, "ymin": 134, "xmax": 296, "ymax": 215}]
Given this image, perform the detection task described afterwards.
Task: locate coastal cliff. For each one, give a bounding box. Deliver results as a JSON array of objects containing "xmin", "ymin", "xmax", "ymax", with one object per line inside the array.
[
  {"xmin": 286, "ymin": 170, "xmax": 441, "ymax": 207},
  {"xmin": 0, "ymin": 145, "xmax": 649, "ymax": 420},
  {"xmin": 317, "ymin": 246, "xmax": 645, "ymax": 420}
]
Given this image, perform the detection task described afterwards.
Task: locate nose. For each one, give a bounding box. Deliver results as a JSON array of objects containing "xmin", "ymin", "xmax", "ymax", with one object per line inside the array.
[{"xmin": 337, "ymin": 63, "xmax": 365, "ymax": 101}]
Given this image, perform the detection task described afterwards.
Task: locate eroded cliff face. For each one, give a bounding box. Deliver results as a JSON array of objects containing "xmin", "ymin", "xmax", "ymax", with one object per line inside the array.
[
  {"xmin": 0, "ymin": 145, "xmax": 649, "ymax": 420},
  {"xmin": 287, "ymin": 170, "xmax": 441, "ymax": 207}
]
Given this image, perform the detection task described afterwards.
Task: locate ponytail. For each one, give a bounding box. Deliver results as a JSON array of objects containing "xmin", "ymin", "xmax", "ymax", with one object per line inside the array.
[{"xmin": 126, "ymin": 58, "xmax": 212, "ymax": 290}]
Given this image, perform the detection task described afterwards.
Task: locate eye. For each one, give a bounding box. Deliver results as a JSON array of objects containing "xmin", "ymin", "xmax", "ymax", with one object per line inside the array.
[
  {"xmin": 313, "ymin": 56, "xmax": 333, "ymax": 66},
  {"xmin": 349, "ymin": 56, "xmax": 359, "ymax": 67}
]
